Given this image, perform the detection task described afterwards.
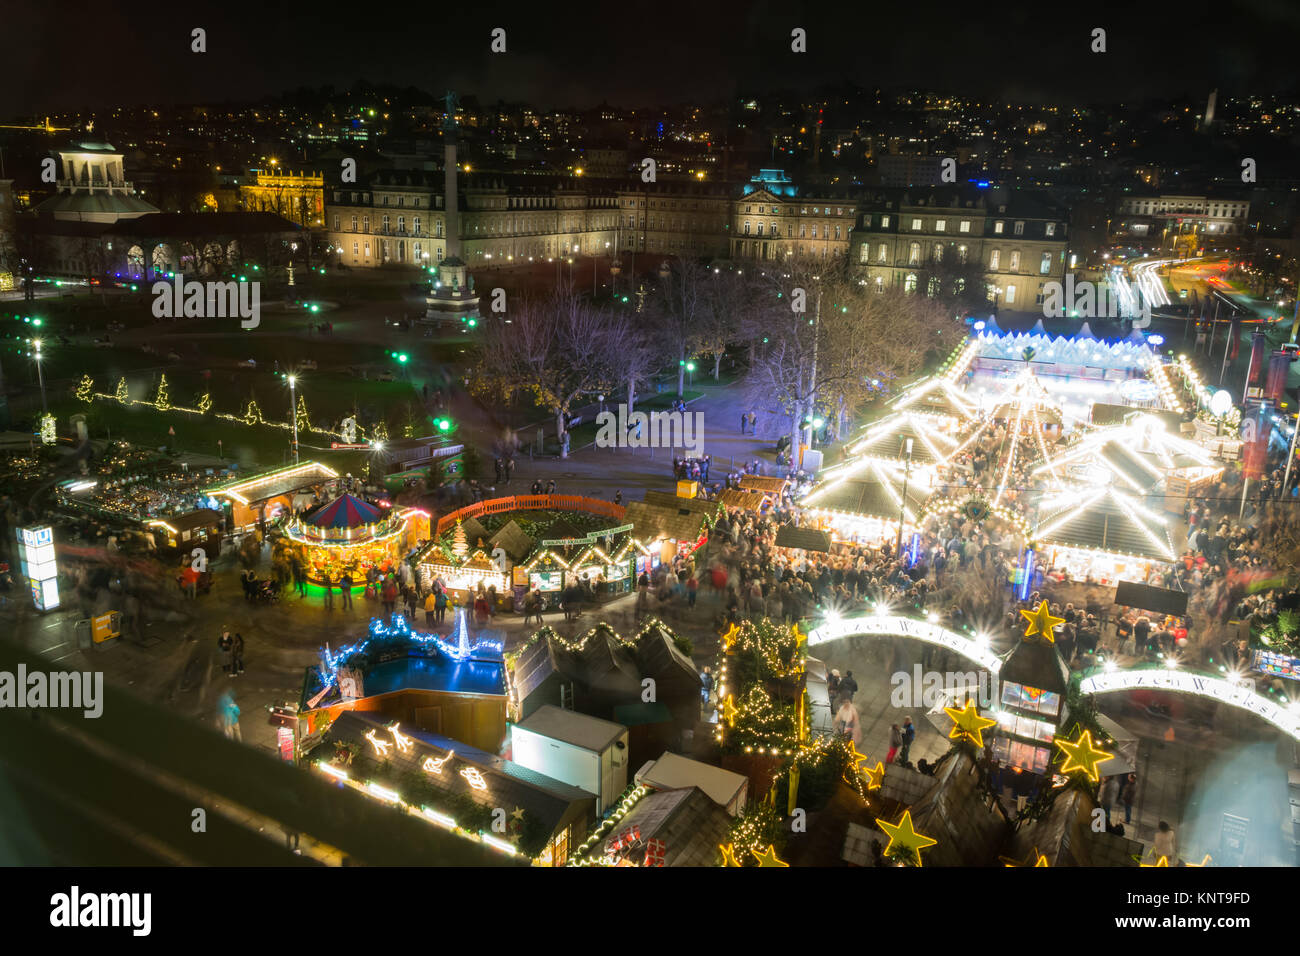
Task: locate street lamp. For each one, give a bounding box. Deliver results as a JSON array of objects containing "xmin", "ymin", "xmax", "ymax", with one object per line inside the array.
[
  {"xmin": 288, "ymin": 374, "xmax": 299, "ymax": 464},
  {"xmin": 33, "ymin": 339, "xmax": 47, "ymax": 413},
  {"xmin": 896, "ymin": 436, "xmax": 914, "ymax": 560}
]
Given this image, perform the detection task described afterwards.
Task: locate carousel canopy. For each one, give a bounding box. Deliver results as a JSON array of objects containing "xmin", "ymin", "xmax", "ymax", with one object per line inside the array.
[{"xmin": 307, "ymin": 493, "xmax": 385, "ymax": 529}]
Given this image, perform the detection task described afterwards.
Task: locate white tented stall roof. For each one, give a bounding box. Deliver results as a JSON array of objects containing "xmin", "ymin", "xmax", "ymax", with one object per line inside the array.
[{"xmin": 636, "ymin": 751, "xmax": 747, "ymax": 810}]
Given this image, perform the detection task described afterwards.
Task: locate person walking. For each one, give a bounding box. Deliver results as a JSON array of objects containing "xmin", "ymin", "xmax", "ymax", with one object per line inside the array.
[
  {"xmin": 827, "ymin": 669, "xmax": 842, "ymax": 707},
  {"xmin": 381, "ymin": 577, "xmax": 398, "ymax": 618},
  {"xmin": 1100, "ymin": 775, "xmax": 1119, "ymax": 823},
  {"xmin": 321, "ymin": 571, "xmax": 334, "ymax": 611},
  {"xmin": 231, "ymin": 632, "xmax": 245, "ymax": 676},
  {"xmin": 839, "ymin": 670, "xmax": 859, "ymax": 704},
  {"xmin": 405, "ymin": 587, "xmax": 418, "ymax": 622},
  {"xmin": 339, "ymin": 571, "xmax": 353, "ymax": 609},
  {"xmin": 686, "ymin": 572, "xmax": 698, "ymax": 609},
  {"xmin": 218, "ymin": 691, "xmax": 242, "ymax": 742},
  {"xmin": 700, "ymin": 666, "xmax": 714, "ymax": 705},
  {"xmin": 898, "ymin": 716, "xmax": 916, "ymax": 765},
  {"xmin": 424, "ymin": 589, "xmax": 438, "ymax": 627},
  {"xmin": 635, "ymin": 570, "xmax": 650, "ymax": 618},
  {"xmin": 886, "ymin": 723, "xmax": 903, "ymax": 765},
  {"xmin": 434, "ymin": 585, "xmax": 448, "ymax": 624},
  {"xmin": 474, "ymin": 590, "xmax": 491, "ymax": 627},
  {"xmin": 1149, "ymin": 820, "xmax": 1177, "ymax": 864},
  {"xmin": 834, "ymin": 699, "xmax": 862, "ymax": 747},
  {"xmin": 1121, "ymin": 773, "xmax": 1138, "ymax": 824},
  {"xmin": 218, "ymin": 629, "xmax": 233, "ymax": 676}
]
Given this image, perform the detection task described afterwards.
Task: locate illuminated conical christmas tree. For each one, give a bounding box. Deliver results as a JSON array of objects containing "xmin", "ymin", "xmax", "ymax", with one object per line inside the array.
[
  {"xmin": 75, "ymin": 375, "xmax": 93, "ymax": 402},
  {"xmin": 197, "ymin": 392, "xmax": 212, "ymax": 414},
  {"xmin": 155, "ymin": 374, "xmax": 170, "ymax": 411},
  {"xmin": 244, "ymin": 400, "xmax": 262, "ymax": 425},
  {"xmin": 295, "ymin": 393, "xmax": 311, "ymax": 433},
  {"xmin": 371, "ymin": 420, "xmax": 389, "ymax": 444},
  {"xmin": 115, "ymin": 378, "xmax": 129, "ymax": 405},
  {"xmin": 451, "ymin": 519, "xmax": 469, "ymax": 558}
]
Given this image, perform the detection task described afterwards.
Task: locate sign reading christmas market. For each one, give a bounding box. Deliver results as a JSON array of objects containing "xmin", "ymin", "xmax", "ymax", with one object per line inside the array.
[
  {"xmin": 1080, "ymin": 668, "xmax": 1300, "ymax": 740},
  {"xmin": 807, "ymin": 613, "xmax": 1002, "ymax": 673}
]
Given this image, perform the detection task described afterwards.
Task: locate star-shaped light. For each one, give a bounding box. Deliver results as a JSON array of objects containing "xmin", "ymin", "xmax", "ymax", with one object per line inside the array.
[
  {"xmin": 845, "ymin": 740, "xmax": 871, "ymax": 771},
  {"xmin": 510, "ymin": 806, "xmax": 526, "ymax": 823},
  {"xmin": 944, "ymin": 699, "xmax": 998, "ymax": 748},
  {"xmin": 1054, "ymin": 729, "xmax": 1113, "ymax": 782},
  {"xmin": 1000, "ymin": 847, "xmax": 1050, "ymax": 867},
  {"xmin": 719, "ymin": 843, "xmax": 741, "ymax": 867},
  {"xmin": 862, "ymin": 760, "xmax": 886, "ymax": 791},
  {"xmin": 751, "ymin": 844, "xmax": 789, "ymax": 867},
  {"xmin": 792, "ymin": 623, "xmax": 807, "ymax": 646},
  {"xmin": 721, "ymin": 696, "xmax": 738, "ymax": 727},
  {"xmin": 1019, "ymin": 600, "xmax": 1064, "ymax": 642},
  {"xmin": 721, "ymin": 624, "xmax": 740, "ymax": 652},
  {"xmin": 877, "ymin": 810, "xmax": 938, "ymax": 867},
  {"xmin": 1140, "ymin": 856, "xmax": 1170, "ymax": 867}
]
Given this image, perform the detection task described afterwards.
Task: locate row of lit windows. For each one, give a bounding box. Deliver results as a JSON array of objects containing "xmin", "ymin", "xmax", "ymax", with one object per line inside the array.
[
  {"xmin": 858, "ymin": 241, "xmax": 1055, "ymax": 273},
  {"xmin": 743, "ymin": 221, "xmax": 844, "ymax": 239}
]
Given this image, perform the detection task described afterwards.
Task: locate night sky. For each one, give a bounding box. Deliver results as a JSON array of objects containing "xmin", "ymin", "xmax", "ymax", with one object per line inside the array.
[{"xmin": 7, "ymin": 0, "xmax": 1299, "ymax": 115}]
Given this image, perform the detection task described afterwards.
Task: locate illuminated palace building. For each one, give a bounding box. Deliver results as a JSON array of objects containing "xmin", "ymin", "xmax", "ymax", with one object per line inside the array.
[{"xmin": 850, "ymin": 186, "xmax": 1068, "ymax": 308}]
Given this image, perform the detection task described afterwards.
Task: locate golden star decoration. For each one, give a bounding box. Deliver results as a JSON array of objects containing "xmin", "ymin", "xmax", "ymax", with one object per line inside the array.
[
  {"xmin": 1000, "ymin": 847, "xmax": 1050, "ymax": 867},
  {"xmin": 877, "ymin": 810, "xmax": 938, "ymax": 867},
  {"xmin": 1140, "ymin": 856, "xmax": 1170, "ymax": 867},
  {"xmin": 751, "ymin": 844, "xmax": 789, "ymax": 867},
  {"xmin": 944, "ymin": 699, "xmax": 998, "ymax": 748},
  {"xmin": 510, "ymin": 806, "xmax": 526, "ymax": 823},
  {"xmin": 792, "ymin": 623, "xmax": 807, "ymax": 646},
  {"xmin": 845, "ymin": 740, "xmax": 871, "ymax": 771},
  {"xmin": 1054, "ymin": 729, "xmax": 1113, "ymax": 782},
  {"xmin": 721, "ymin": 624, "xmax": 740, "ymax": 652},
  {"xmin": 862, "ymin": 760, "xmax": 886, "ymax": 791},
  {"xmin": 718, "ymin": 843, "xmax": 742, "ymax": 867},
  {"xmin": 1020, "ymin": 600, "xmax": 1064, "ymax": 642},
  {"xmin": 721, "ymin": 695, "xmax": 738, "ymax": 727}
]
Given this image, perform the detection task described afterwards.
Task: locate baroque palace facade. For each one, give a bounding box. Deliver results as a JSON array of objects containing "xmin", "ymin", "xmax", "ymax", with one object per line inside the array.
[{"xmin": 324, "ymin": 169, "xmax": 1068, "ymax": 308}]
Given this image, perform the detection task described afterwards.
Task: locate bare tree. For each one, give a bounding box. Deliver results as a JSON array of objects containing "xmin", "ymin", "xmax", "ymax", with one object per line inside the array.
[
  {"xmin": 605, "ymin": 307, "xmax": 667, "ymax": 413},
  {"xmin": 698, "ymin": 265, "xmax": 752, "ymax": 380},
  {"xmin": 744, "ymin": 259, "xmax": 962, "ymax": 456},
  {"xmin": 471, "ymin": 292, "xmax": 622, "ymax": 458},
  {"xmin": 644, "ymin": 257, "xmax": 708, "ymax": 397}
]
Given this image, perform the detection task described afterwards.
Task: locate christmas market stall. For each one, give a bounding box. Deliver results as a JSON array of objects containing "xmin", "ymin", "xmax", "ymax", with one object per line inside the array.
[
  {"xmin": 281, "ymin": 493, "xmax": 430, "ymax": 587},
  {"xmin": 207, "ymin": 461, "xmax": 339, "ymax": 534},
  {"xmin": 306, "ymin": 710, "xmax": 594, "ymax": 865},
  {"xmin": 1030, "ymin": 484, "xmax": 1176, "ymax": 586},
  {"xmin": 622, "ymin": 495, "xmax": 722, "ymax": 566},
  {"xmin": 145, "ymin": 508, "xmax": 224, "ymax": 558},
  {"xmin": 417, "ymin": 502, "xmax": 651, "ymax": 605}
]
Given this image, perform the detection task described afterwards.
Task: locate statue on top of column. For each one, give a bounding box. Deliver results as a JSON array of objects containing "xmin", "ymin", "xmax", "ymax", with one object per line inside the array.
[{"xmin": 443, "ymin": 91, "xmax": 459, "ymax": 131}]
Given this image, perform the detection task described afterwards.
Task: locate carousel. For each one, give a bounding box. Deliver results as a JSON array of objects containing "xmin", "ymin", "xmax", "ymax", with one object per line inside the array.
[{"xmin": 281, "ymin": 493, "xmax": 430, "ymax": 586}]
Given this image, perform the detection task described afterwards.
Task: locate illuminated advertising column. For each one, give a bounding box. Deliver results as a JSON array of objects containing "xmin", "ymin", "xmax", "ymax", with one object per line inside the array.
[{"xmin": 17, "ymin": 525, "xmax": 60, "ymax": 611}]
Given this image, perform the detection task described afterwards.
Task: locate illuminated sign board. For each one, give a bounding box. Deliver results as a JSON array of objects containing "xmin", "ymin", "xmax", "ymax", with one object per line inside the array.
[
  {"xmin": 1080, "ymin": 668, "xmax": 1300, "ymax": 740},
  {"xmin": 807, "ymin": 614, "xmax": 1003, "ymax": 673},
  {"xmin": 17, "ymin": 525, "xmax": 59, "ymax": 611}
]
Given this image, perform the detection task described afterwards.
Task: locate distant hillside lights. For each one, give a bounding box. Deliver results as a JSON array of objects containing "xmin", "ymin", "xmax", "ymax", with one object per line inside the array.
[{"xmin": 151, "ymin": 274, "xmax": 260, "ymax": 328}]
